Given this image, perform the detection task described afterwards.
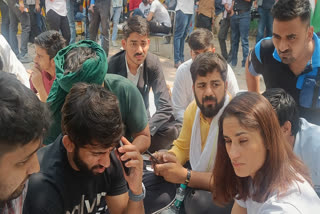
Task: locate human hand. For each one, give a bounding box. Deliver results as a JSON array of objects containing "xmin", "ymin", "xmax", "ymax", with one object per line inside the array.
[
  {"xmin": 152, "ymin": 151, "xmax": 177, "ymax": 164},
  {"xmin": 30, "ymin": 66, "xmax": 43, "ymax": 91},
  {"xmin": 89, "ymin": 4, "xmax": 94, "ymax": 13},
  {"xmin": 35, "ymin": 3, "xmax": 40, "ymax": 12},
  {"xmin": 116, "ymin": 137, "xmax": 143, "ymax": 195},
  {"xmin": 19, "ymin": 2, "xmax": 25, "ymax": 13},
  {"xmin": 153, "ymin": 161, "xmax": 188, "ymax": 184}
]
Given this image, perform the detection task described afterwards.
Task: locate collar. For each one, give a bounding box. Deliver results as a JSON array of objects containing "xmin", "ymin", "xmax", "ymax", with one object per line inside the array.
[{"xmin": 124, "ymin": 55, "xmax": 143, "ymax": 85}]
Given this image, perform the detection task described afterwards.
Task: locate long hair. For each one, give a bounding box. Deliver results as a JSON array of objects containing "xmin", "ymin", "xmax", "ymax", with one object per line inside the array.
[{"xmin": 212, "ymin": 92, "xmax": 311, "ymax": 205}]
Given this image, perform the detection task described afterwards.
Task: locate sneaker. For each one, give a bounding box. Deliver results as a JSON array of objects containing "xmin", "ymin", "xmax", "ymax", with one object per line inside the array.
[
  {"xmin": 18, "ymin": 54, "xmax": 32, "ymax": 64},
  {"xmin": 112, "ymin": 41, "xmax": 118, "ymax": 47},
  {"xmin": 117, "ymin": 23, "xmax": 124, "ymax": 31}
]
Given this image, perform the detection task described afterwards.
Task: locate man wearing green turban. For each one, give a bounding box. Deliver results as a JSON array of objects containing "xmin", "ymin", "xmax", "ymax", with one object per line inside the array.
[{"xmin": 45, "ymin": 40, "xmax": 151, "ymax": 153}]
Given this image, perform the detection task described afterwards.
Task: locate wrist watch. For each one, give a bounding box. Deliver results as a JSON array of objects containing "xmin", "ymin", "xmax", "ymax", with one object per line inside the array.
[
  {"xmin": 129, "ymin": 183, "xmax": 146, "ymax": 202},
  {"xmin": 184, "ymin": 169, "xmax": 191, "ymax": 186}
]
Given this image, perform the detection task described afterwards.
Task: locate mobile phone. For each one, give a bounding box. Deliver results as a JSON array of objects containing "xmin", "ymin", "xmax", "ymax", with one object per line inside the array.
[
  {"xmin": 145, "ymin": 150, "xmax": 160, "ymax": 164},
  {"xmin": 117, "ymin": 140, "xmax": 131, "ymax": 176}
]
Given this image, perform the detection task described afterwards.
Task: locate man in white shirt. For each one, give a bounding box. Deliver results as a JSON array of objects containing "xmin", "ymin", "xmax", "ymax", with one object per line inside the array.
[
  {"xmin": 173, "ymin": 0, "xmax": 194, "ymax": 68},
  {"xmin": 45, "ymin": 0, "xmax": 70, "ymax": 44},
  {"xmin": 172, "ymin": 28, "xmax": 239, "ymax": 123},
  {"xmin": 146, "ymin": 0, "xmax": 171, "ymax": 34},
  {"xmin": 263, "ymin": 88, "xmax": 320, "ymax": 197}
]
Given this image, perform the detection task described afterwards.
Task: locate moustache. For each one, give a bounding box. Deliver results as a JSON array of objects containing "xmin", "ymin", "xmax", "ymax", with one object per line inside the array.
[
  {"xmin": 278, "ymin": 49, "xmax": 291, "ymax": 54},
  {"xmin": 134, "ymin": 53, "xmax": 144, "ymax": 57},
  {"xmin": 203, "ymin": 96, "xmax": 217, "ymax": 103},
  {"xmin": 92, "ymin": 165, "xmax": 104, "ymax": 170}
]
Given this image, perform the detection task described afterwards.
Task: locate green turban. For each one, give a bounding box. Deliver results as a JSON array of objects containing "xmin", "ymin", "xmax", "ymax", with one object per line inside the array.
[{"xmin": 45, "ymin": 40, "xmax": 108, "ymax": 145}]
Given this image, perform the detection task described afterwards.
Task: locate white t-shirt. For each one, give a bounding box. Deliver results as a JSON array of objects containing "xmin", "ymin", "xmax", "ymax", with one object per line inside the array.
[
  {"xmin": 45, "ymin": 0, "xmax": 67, "ymax": 17},
  {"xmin": 171, "ymin": 59, "xmax": 239, "ymax": 122},
  {"xmin": 236, "ymin": 178, "xmax": 320, "ymax": 214},
  {"xmin": 150, "ymin": 0, "xmax": 171, "ymax": 27},
  {"xmin": 175, "ymin": 0, "xmax": 193, "ymax": 14},
  {"xmin": 222, "ymin": 0, "xmax": 232, "ymax": 18},
  {"xmin": 139, "ymin": 2, "xmax": 151, "ymax": 18}
]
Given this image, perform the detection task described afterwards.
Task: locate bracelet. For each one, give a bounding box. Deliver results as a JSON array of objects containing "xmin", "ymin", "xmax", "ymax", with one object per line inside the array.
[
  {"xmin": 129, "ymin": 183, "xmax": 146, "ymax": 202},
  {"xmin": 184, "ymin": 169, "xmax": 191, "ymax": 186}
]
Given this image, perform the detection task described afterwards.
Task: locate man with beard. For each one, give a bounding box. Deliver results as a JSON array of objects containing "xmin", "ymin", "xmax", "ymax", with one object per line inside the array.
[
  {"xmin": 23, "ymin": 83, "xmax": 145, "ymax": 214},
  {"xmin": 0, "ymin": 71, "xmax": 50, "ymax": 212},
  {"xmin": 152, "ymin": 52, "xmax": 233, "ymax": 214},
  {"xmin": 108, "ymin": 16, "xmax": 180, "ymax": 152},
  {"xmin": 246, "ymin": 0, "xmax": 320, "ymax": 125}
]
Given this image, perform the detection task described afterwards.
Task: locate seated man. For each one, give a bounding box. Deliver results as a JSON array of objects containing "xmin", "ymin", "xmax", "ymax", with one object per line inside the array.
[
  {"xmin": 132, "ymin": 0, "xmax": 151, "ymax": 18},
  {"xmin": 0, "ymin": 34, "xmax": 30, "ymax": 87},
  {"xmin": 153, "ymin": 52, "xmax": 233, "ymax": 214},
  {"xmin": 146, "ymin": 0, "xmax": 171, "ymax": 34},
  {"xmin": 23, "ymin": 83, "xmax": 145, "ymax": 213},
  {"xmin": 0, "ymin": 71, "xmax": 50, "ymax": 212},
  {"xmin": 172, "ymin": 28, "xmax": 239, "ymax": 123},
  {"xmin": 262, "ymin": 88, "xmax": 320, "ymax": 197},
  {"xmin": 108, "ymin": 16, "xmax": 179, "ymax": 152},
  {"xmin": 29, "ymin": 30, "xmax": 66, "ymax": 102},
  {"xmin": 44, "ymin": 40, "xmax": 150, "ymax": 154}
]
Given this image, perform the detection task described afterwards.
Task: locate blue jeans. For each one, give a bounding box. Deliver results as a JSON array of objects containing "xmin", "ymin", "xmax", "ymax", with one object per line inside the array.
[
  {"xmin": 188, "ymin": 5, "xmax": 197, "ymax": 36},
  {"xmin": 112, "ymin": 6, "xmax": 122, "ymax": 41},
  {"xmin": 67, "ymin": 0, "xmax": 76, "ymax": 44},
  {"xmin": 256, "ymin": 7, "xmax": 273, "ymax": 43},
  {"xmin": 132, "ymin": 8, "xmax": 144, "ymax": 17},
  {"xmin": 174, "ymin": 10, "xmax": 192, "ymax": 64},
  {"xmin": 0, "ymin": 0, "xmax": 9, "ymax": 42},
  {"xmin": 230, "ymin": 11, "xmax": 250, "ymax": 67}
]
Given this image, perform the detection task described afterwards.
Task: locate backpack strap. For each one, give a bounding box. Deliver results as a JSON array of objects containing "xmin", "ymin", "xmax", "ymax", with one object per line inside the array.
[{"xmin": 312, "ymin": 67, "xmax": 320, "ymax": 108}]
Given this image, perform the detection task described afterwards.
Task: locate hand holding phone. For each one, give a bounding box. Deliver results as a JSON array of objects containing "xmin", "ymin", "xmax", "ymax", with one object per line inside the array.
[
  {"xmin": 117, "ymin": 140, "xmax": 131, "ymax": 176},
  {"xmin": 145, "ymin": 150, "xmax": 161, "ymax": 164}
]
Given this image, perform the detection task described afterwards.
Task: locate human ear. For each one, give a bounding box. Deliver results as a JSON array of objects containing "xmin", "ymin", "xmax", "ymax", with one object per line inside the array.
[
  {"xmin": 62, "ymin": 135, "xmax": 75, "ymax": 153},
  {"xmin": 281, "ymin": 121, "xmax": 292, "ymax": 137}
]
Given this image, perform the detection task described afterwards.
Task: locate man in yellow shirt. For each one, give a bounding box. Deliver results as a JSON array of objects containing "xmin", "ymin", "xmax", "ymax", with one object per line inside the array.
[{"xmin": 153, "ymin": 51, "xmax": 233, "ymax": 213}]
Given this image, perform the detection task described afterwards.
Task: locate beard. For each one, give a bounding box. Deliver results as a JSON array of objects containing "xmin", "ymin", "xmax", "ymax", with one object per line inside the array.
[
  {"xmin": 195, "ymin": 92, "xmax": 226, "ymax": 118},
  {"xmin": 73, "ymin": 147, "xmax": 104, "ymax": 176},
  {"xmin": 0, "ymin": 178, "xmax": 28, "ymax": 204}
]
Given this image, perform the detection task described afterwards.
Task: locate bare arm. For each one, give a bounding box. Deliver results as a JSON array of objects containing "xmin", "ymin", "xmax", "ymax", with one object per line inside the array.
[
  {"xmin": 245, "ymin": 57, "xmax": 260, "ymax": 93},
  {"xmin": 132, "ymin": 124, "xmax": 151, "ymax": 153},
  {"xmin": 231, "ymin": 202, "xmax": 247, "ymax": 214},
  {"xmin": 146, "ymin": 12, "xmax": 154, "ymax": 21},
  {"xmin": 29, "ymin": 68, "xmax": 49, "ymax": 102}
]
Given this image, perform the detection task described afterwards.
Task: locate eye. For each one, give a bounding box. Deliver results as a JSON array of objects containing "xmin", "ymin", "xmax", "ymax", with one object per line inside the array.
[
  {"xmin": 239, "ymin": 139, "xmax": 248, "ymax": 144},
  {"xmin": 16, "ymin": 160, "xmax": 29, "ymax": 167},
  {"xmin": 224, "ymin": 138, "xmax": 231, "ymax": 144},
  {"xmin": 288, "ymin": 35, "xmax": 296, "ymax": 40}
]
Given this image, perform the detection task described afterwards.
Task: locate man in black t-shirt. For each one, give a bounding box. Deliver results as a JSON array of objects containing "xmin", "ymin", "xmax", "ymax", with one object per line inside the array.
[
  {"xmin": 246, "ymin": 0, "xmax": 320, "ymax": 125},
  {"xmin": 23, "ymin": 83, "xmax": 145, "ymax": 214}
]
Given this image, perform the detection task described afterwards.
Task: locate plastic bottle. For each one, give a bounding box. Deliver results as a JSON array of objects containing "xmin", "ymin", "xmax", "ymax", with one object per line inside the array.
[{"xmin": 161, "ymin": 184, "xmax": 187, "ymax": 214}]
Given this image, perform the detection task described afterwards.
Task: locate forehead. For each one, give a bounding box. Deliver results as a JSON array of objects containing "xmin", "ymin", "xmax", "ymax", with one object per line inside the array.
[
  {"xmin": 273, "ymin": 17, "xmax": 307, "ymax": 36},
  {"xmin": 127, "ymin": 32, "xmax": 149, "ymax": 41},
  {"xmin": 80, "ymin": 142, "xmax": 115, "ymax": 152},
  {"xmin": 195, "ymin": 70, "xmax": 223, "ymax": 83},
  {"xmin": 35, "ymin": 45, "xmax": 49, "ymax": 56}
]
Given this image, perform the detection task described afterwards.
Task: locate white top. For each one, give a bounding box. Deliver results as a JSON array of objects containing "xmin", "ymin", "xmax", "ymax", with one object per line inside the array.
[
  {"xmin": 222, "ymin": 0, "xmax": 232, "ymax": 18},
  {"xmin": 236, "ymin": 178, "xmax": 320, "ymax": 214},
  {"xmin": 139, "ymin": 2, "xmax": 151, "ymax": 18},
  {"xmin": 171, "ymin": 59, "xmax": 239, "ymax": 122},
  {"xmin": 125, "ymin": 56, "xmax": 143, "ymax": 86},
  {"xmin": 294, "ymin": 118, "xmax": 320, "ymax": 195},
  {"xmin": 175, "ymin": 0, "xmax": 194, "ymax": 14},
  {"xmin": 0, "ymin": 35, "xmax": 30, "ymax": 88},
  {"xmin": 112, "ymin": 0, "xmax": 122, "ymax": 7},
  {"xmin": 150, "ymin": 0, "xmax": 171, "ymax": 27},
  {"xmin": 45, "ymin": 0, "xmax": 67, "ymax": 17}
]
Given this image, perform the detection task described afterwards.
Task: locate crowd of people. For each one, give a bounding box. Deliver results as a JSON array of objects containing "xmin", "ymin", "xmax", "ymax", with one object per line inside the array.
[{"xmin": 0, "ymin": 0, "xmax": 320, "ymax": 214}]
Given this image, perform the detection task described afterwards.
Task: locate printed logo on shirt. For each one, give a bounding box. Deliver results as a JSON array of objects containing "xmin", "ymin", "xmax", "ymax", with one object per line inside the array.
[{"xmin": 65, "ymin": 192, "xmax": 108, "ymax": 214}]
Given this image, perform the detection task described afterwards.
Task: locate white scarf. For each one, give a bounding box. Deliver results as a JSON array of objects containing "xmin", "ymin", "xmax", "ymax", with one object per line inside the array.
[{"xmin": 189, "ymin": 94, "xmax": 230, "ymax": 172}]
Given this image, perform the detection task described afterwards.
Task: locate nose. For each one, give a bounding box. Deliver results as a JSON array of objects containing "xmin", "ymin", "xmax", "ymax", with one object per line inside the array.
[
  {"xmin": 99, "ymin": 154, "xmax": 111, "ymax": 168},
  {"xmin": 27, "ymin": 154, "xmax": 40, "ymax": 175},
  {"xmin": 226, "ymin": 143, "xmax": 241, "ymax": 161},
  {"xmin": 278, "ymin": 39, "xmax": 289, "ymax": 53},
  {"xmin": 204, "ymin": 84, "xmax": 214, "ymax": 97}
]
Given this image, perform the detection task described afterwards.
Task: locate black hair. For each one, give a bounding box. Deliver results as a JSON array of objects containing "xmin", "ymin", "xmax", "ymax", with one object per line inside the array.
[
  {"xmin": 0, "ymin": 56, "xmax": 3, "ymax": 71},
  {"xmin": 61, "ymin": 83, "xmax": 123, "ymax": 148},
  {"xmin": 0, "ymin": 72, "xmax": 50, "ymax": 156},
  {"xmin": 123, "ymin": 16, "xmax": 149, "ymax": 40},
  {"xmin": 190, "ymin": 52, "xmax": 227, "ymax": 84},
  {"xmin": 63, "ymin": 47, "xmax": 97, "ymax": 75},
  {"xmin": 262, "ymin": 88, "xmax": 300, "ymax": 137},
  {"xmin": 188, "ymin": 28, "xmax": 214, "ymax": 51},
  {"xmin": 272, "ymin": 0, "xmax": 311, "ymax": 24},
  {"xmin": 34, "ymin": 30, "xmax": 66, "ymax": 59}
]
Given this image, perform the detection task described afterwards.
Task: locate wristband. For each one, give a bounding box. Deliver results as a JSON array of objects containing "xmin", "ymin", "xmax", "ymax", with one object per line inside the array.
[
  {"xmin": 129, "ymin": 183, "xmax": 146, "ymax": 202},
  {"xmin": 184, "ymin": 169, "xmax": 191, "ymax": 186}
]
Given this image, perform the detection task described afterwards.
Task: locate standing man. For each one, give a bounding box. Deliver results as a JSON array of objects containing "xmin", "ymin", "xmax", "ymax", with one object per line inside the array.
[
  {"xmin": 23, "ymin": 83, "xmax": 145, "ymax": 214},
  {"xmin": 27, "ymin": 0, "xmax": 41, "ymax": 43},
  {"xmin": 0, "ymin": 0, "xmax": 9, "ymax": 42},
  {"xmin": 218, "ymin": 0, "xmax": 233, "ymax": 61},
  {"xmin": 255, "ymin": 0, "xmax": 275, "ymax": 43},
  {"xmin": 111, "ymin": 0, "xmax": 123, "ymax": 47},
  {"xmin": 108, "ymin": 16, "xmax": 179, "ymax": 152},
  {"xmin": 153, "ymin": 52, "xmax": 233, "ymax": 213},
  {"xmin": 230, "ymin": 0, "xmax": 252, "ymax": 68},
  {"xmin": 7, "ymin": 0, "xmax": 32, "ymax": 63},
  {"xmin": 173, "ymin": 0, "xmax": 194, "ymax": 68},
  {"xmin": 89, "ymin": 0, "xmax": 111, "ymax": 56},
  {"xmin": 45, "ymin": 0, "xmax": 71, "ymax": 44},
  {"xmin": 0, "ymin": 71, "xmax": 50, "ymax": 212},
  {"xmin": 246, "ymin": 0, "xmax": 320, "ymax": 125},
  {"xmin": 196, "ymin": 0, "xmax": 215, "ymax": 32}
]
